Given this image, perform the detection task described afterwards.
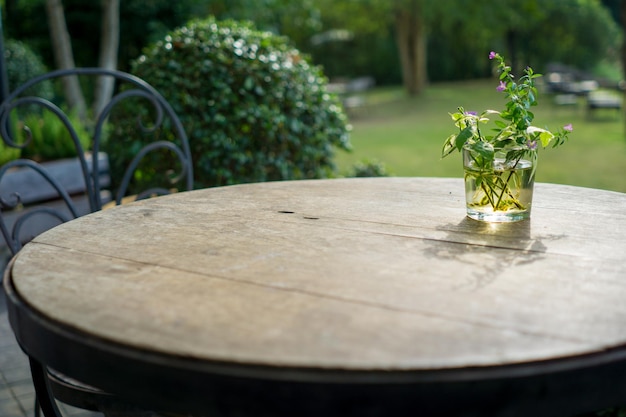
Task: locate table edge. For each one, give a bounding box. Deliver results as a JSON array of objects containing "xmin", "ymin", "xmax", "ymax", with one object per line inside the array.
[{"xmin": 6, "ymin": 260, "xmax": 626, "ymax": 385}]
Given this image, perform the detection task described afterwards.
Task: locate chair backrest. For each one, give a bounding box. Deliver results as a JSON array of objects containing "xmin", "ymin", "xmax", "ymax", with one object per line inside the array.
[{"xmin": 0, "ymin": 68, "xmax": 193, "ymax": 256}]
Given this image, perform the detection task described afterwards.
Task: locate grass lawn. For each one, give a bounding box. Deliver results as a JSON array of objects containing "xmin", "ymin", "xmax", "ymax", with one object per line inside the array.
[{"xmin": 334, "ymin": 80, "xmax": 626, "ymax": 193}]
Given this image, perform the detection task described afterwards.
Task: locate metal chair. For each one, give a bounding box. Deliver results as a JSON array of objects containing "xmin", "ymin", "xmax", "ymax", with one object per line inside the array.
[{"xmin": 0, "ymin": 68, "xmax": 194, "ymax": 417}]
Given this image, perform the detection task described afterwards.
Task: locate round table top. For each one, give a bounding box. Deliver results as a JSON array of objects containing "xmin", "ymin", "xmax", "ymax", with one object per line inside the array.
[{"xmin": 9, "ymin": 177, "xmax": 626, "ymax": 375}]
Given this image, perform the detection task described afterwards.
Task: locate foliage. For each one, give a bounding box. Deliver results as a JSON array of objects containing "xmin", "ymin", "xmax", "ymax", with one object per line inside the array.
[
  {"xmin": 15, "ymin": 110, "xmax": 91, "ymax": 163},
  {"xmin": 201, "ymin": 0, "xmax": 322, "ymax": 45},
  {"xmin": 599, "ymin": 0, "xmax": 620, "ymax": 25},
  {"xmin": 118, "ymin": 0, "xmax": 211, "ymax": 72},
  {"xmin": 4, "ymin": 0, "xmax": 620, "ymax": 86},
  {"xmin": 595, "ymin": 407, "xmax": 626, "ymax": 417},
  {"xmin": 0, "ymin": 107, "xmax": 92, "ymax": 165},
  {"xmin": 4, "ymin": 0, "xmax": 204, "ymax": 71},
  {"xmin": 218, "ymin": 0, "xmax": 397, "ymax": 83},
  {"xmin": 350, "ymin": 159, "xmax": 391, "ymax": 177},
  {"xmin": 442, "ymin": 52, "xmax": 572, "ymax": 164},
  {"xmin": 512, "ymin": 0, "xmax": 621, "ymax": 72},
  {"xmin": 424, "ymin": 0, "xmax": 622, "ymax": 81},
  {"xmin": 0, "ymin": 138, "xmax": 21, "ymax": 166},
  {"xmin": 308, "ymin": 31, "xmax": 402, "ymax": 85},
  {"xmin": 301, "ymin": 0, "xmax": 402, "ymax": 84},
  {"xmin": 441, "ymin": 52, "xmax": 572, "ymax": 213},
  {"xmin": 107, "ymin": 16, "xmax": 351, "ymax": 189},
  {"xmin": 3, "ymin": 39, "xmax": 53, "ymax": 99},
  {"xmin": 304, "ymin": 0, "xmax": 621, "ymax": 84},
  {"xmin": 0, "ymin": 40, "xmax": 89, "ymax": 165}
]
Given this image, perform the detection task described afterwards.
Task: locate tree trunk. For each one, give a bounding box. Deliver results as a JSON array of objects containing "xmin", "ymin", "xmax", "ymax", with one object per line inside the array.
[
  {"xmin": 394, "ymin": 0, "xmax": 427, "ymax": 96},
  {"xmin": 45, "ymin": 0, "xmax": 86, "ymax": 119},
  {"xmin": 93, "ymin": 0, "xmax": 120, "ymax": 118}
]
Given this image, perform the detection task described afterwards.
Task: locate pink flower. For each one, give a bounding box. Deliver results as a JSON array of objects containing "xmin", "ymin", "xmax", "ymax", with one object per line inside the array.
[
  {"xmin": 526, "ymin": 140, "xmax": 538, "ymax": 150},
  {"xmin": 489, "ymin": 51, "xmax": 497, "ymax": 60},
  {"xmin": 496, "ymin": 81, "xmax": 506, "ymax": 92},
  {"xmin": 563, "ymin": 123, "xmax": 573, "ymax": 132}
]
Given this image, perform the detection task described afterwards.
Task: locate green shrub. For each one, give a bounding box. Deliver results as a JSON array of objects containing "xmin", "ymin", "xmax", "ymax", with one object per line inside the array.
[
  {"xmin": 350, "ymin": 159, "xmax": 390, "ymax": 177},
  {"xmin": 0, "ymin": 110, "xmax": 92, "ymax": 165},
  {"xmin": 0, "ymin": 139, "xmax": 20, "ymax": 166},
  {"xmin": 16, "ymin": 110, "xmax": 91, "ymax": 162},
  {"xmin": 4, "ymin": 39, "xmax": 53, "ymax": 100},
  {"xmin": 107, "ymin": 16, "xmax": 351, "ymax": 189},
  {"xmin": 0, "ymin": 40, "xmax": 89, "ymax": 165}
]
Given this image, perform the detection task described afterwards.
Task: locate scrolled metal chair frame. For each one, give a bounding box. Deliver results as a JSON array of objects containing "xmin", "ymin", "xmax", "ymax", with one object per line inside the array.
[
  {"xmin": 0, "ymin": 67, "xmax": 193, "ymax": 256},
  {"xmin": 0, "ymin": 68, "xmax": 194, "ymax": 417}
]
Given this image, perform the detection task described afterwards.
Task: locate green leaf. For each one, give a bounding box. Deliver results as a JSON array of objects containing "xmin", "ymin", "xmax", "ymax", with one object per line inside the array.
[
  {"xmin": 527, "ymin": 126, "xmax": 554, "ymax": 147},
  {"xmin": 538, "ymin": 131, "xmax": 554, "ymax": 147},
  {"xmin": 472, "ymin": 141, "xmax": 494, "ymax": 161},
  {"xmin": 455, "ymin": 127, "xmax": 474, "ymax": 151},
  {"xmin": 441, "ymin": 134, "xmax": 457, "ymax": 158}
]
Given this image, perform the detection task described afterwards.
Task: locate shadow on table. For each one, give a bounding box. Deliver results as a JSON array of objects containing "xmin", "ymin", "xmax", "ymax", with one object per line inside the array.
[{"xmin": 424, "ymin": 218, "xmax": 565, "ymax": 291}]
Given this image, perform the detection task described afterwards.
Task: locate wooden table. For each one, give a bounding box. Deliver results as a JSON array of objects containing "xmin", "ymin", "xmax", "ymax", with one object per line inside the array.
[{"xmin": 5, "ymin": 177, "xmax": 626, "ymax": 417}]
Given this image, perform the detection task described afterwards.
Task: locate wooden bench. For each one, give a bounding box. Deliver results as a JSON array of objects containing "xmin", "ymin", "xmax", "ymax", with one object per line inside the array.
[
  {"xmin": 587, "ymin": 93, "xmax": 622, "ymax": 118},
  {"xmin": 553, "ymin": 94, "xmax": 578, "ymax": 107},
  {"xmin": 327, "ymin": 76, "xmax": 375, "ymax": 112}
]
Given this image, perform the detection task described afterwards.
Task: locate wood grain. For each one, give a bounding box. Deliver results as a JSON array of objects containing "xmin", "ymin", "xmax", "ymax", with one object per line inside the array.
[{"xmin": 11, "ymin": 178, "xmax": 626, "ymax": 371}]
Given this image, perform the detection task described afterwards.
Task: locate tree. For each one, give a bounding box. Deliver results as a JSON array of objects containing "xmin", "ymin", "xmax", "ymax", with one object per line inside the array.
[
  {"xmin": 601, "ymin": 0, "xmax": 620, "ymax": 24},
  {"xmin": 201, "ymin": 0, "xmax": 321, "ymax": 46},
  {"xmin": 5, "ymin": 0, "xmax": 210, "ymax": 73},
  {"xmin": 312, "ymin": 0, "xmax": 430, "ymax": 95},
  {"xmin": 11, "ymin": 0, "xmax": 622, "ymax": 100},
  {"xmin": 94, "ymin": 0, "xmax": 119, "ymax": 117},
  {"xmin": 45, "ymin": 0, "xmax": 85, "ymax": 116},
  {"xmin": 480, "ymin": 0, "xmax": 545, "ymax": 74},
  {"xmin": 44, "ymin": 0, "xmax": 121, "ymax": 120},
  {"xmin": 487, "ymin": 0, "xmax": 619, "ymax": 74},
  {"xmin": 393, "ymin": 0, "xmax": 428, "ymax": 95}
]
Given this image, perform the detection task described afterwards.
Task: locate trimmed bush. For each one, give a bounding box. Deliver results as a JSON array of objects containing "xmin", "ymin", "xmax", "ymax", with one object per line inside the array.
[
  {"xmin": 107, "ymin": 16, "xmax": 351, "ymax": 189},
  {"xmin": 4, "ymin": 39, "xmax": 53, "ymax": 100}
]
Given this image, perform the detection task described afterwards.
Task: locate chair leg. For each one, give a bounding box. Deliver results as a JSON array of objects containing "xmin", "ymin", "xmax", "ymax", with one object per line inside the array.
[
  {"xmin": 34, "ymin": 396, "xmax": 40, "ymax": 417},
  {"xmin": 29, "ymin": 357, "xmax": 63, "ymax": 417}
]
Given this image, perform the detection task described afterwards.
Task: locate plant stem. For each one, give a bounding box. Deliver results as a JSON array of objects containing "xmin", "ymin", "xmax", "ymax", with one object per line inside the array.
[
  {"xmin": 494, "ymin": 154, "xmax": 523, "ymax": 209},
  {"xmin": 480, "ymin": 181, "xmax": 496, "ymax": 208}
]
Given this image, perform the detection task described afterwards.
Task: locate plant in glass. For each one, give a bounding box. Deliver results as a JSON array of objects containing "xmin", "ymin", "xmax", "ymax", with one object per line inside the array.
[{"xmin": 441, "ymin": 51, "xmax": 573, "ymax": 222}]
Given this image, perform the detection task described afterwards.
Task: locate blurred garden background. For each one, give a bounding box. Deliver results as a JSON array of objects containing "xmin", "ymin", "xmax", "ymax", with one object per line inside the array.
[{"xmin": 1, "ymin": 0, "xmax": 626, "ymax": 192}]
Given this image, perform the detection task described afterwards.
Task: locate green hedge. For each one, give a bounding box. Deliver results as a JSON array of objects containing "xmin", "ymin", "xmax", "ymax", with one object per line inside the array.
[{"xmin": 107, "ymin": 16, "xmax": 351, "ymax": 190}]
